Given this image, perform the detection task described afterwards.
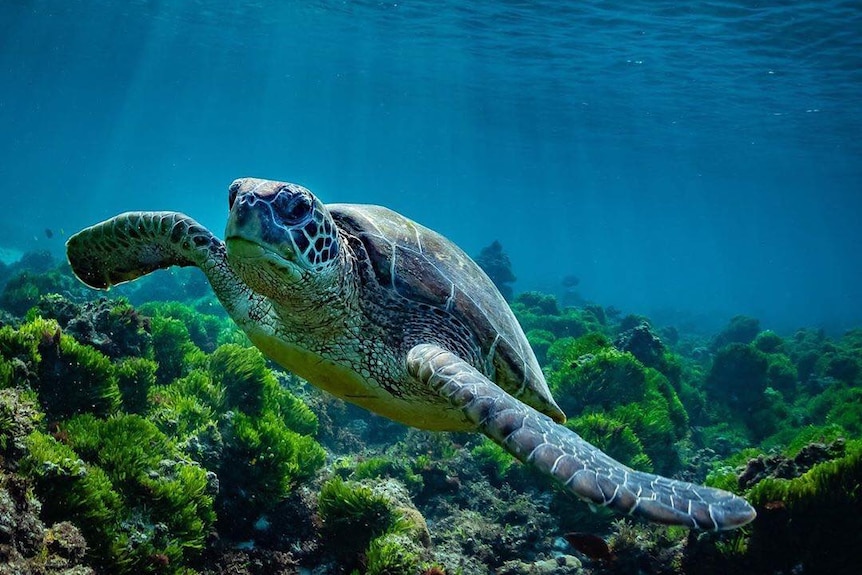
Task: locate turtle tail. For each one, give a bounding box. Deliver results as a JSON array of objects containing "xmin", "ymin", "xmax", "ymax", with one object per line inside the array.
[
  {"xmin": 66, "ymin": 212, "xmax": 222, "ymax": 289},
  {"xmin": 408, "ymin": 344, "xmax": 756, "ymax": 531}
]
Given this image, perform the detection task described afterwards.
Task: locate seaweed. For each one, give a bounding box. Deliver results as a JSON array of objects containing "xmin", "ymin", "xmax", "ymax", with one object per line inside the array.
[
  {"xmin": 0, "ymin": 318, "xmax": 122, "ymax": 420},
  {"xmin": 149, "ymin": 316, "xmax": 206, "ymax": 385},
  {"xmin": 317, "ymin": 476, "xmax": 403, "ymax": 564},
  {"xmin": 23, "ymin": 414, "xmax": 215, "ymax": 574},
  {"xmin": 549, "ymin": 346, "xmax": 647, "ymax": 415},
  {"xmin": 743, "ymin": 442, "xmax": 862, "ymax": 574},
  {"xmin": 138, "ymin": 301, "xmax": 228, "ymax": 353},
  {"xmin": 711, "ymin": 315, "xmax": 761, "ymax": 350},
  {"xmin": 365, "ymin": 532, "xmax": 421, "ymax": 575}
]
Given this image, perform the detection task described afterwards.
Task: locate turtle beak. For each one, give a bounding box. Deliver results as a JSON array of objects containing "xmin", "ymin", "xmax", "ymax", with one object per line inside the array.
[{"xmin": 225, "ymin": 178, "xmax": 305, "ymax": 271}]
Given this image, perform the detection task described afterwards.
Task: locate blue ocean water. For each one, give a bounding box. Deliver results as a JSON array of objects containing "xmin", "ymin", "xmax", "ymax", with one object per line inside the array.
[{"xmin": 1, "ymin": 0, "xmax": 860, "ymax": 332}]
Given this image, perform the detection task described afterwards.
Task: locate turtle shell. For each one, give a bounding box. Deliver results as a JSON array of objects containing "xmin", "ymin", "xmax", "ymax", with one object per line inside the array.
[{"xmin": 329, "ymin": 203, "xmax": 564, "ymax": 423}]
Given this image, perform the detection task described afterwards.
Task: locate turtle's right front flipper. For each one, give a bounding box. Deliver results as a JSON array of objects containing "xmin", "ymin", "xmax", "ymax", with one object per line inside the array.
[
  {"xmin": 408, "ymin": 344, "xmax": 756, "ymax": 531},
  {"xmin": 67, "ymin": 212, "xmax": 270, "ymax": 331},
  {"xmin": 67, "ymin": 211, "xmax": 222, "ymax": 289}
]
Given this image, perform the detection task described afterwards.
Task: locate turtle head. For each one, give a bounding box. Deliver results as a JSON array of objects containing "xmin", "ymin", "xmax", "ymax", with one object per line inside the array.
[{"xmin": 225, "ymin": 178, "xmax": 342, "ymax": 300}]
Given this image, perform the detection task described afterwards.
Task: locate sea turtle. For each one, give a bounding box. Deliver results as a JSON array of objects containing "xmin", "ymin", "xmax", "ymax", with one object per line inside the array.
[{"xmin": 66, "ymin": 177, "xmax": 755, "ymax": 531}]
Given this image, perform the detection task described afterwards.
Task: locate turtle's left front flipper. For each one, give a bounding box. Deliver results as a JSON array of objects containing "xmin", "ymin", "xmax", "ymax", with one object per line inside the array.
[{"xmin": 407, "ymin": 344, "xmax": 756, "ymax": 531}]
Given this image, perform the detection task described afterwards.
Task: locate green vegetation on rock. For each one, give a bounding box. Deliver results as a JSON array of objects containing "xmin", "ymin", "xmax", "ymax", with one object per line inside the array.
[{"xmin": 23, "ymin": 414, "xmax": 214, "ymax": 574}]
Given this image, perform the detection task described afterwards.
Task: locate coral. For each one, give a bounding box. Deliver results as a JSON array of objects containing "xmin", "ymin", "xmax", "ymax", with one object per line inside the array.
[
  {"xmin": 611, "ymin": 369, "xmax": 688, "ymax": 474},
  {"xmin": 765, "ymin": 353, "xmax": 798, "ymax": 394},
  {"xmin": 705, "ymin": 343, "xmax": 768, "ymax": 408},
  {"xmin": 753, "ymin": 330, "xmax": 784, "ymax": 354},
  {"xmin": 474, "ymin": 240, "xmax": 516, "ymax": 301},
  {"xmin": 613, "ymin": 321, "xmax": 666, "ymax": 370},
  {"xmin": 37, "ymin": 329, "xmax": 121, "ymax": 420},
  {"xmin": 497, "ymin": 555, "xmax": 582, "ymax": 575},
  {"xmin": 63, "ymin": 297, "xmax": 153, "ymax": 360},
  {"xmin": 200, "ymin": 548, "xmax": 298, "ymax": 575},
  {"xmin": 148, "ymin": 370, "xmax": 224, "ymax": 462},
  {"xmin": 138, "ymin": 301, "xmax": 227, "ymax": 354},
  {"xmin": 149, "ymin": 316, "xmax": 206, "ymax": 385},
  {"xmin": 513, "ymin": 292, "xmax": 559, "ymax": 316},
  {"xmin": 142, "ymin": 346, "xmax": 324, "ymax": 539},
  {"xmin": 549, "ymin": 346, "xmax": 647, "ymax": 416},
  {"xmin": 737, "ymin": 438, "xmax": 846, "ymax": 490},
  {"xmin": 365, "ymin": 532, "xmax": 422, "ymax": 575},
  {"xmin": 742, "ymin": 441, "xmax": 862, "ymax": 574},
  {"xmin": 524, "ymin": 329, "xmax": 554, "ymax": 366},
  {"xmin": 582, "ymin": 304, "xmax": 607, "ymax": 326},
  {"xmin": 0, "ymin": 357, "xmax": 12, "ymax": 389},
  {"xmin": 603, "ymin": 519, "xmax": 687, "ymax": 574},
  {"xmin": 470, "ymin": 439, "xmax": 516, "ymax": 484},
  {"xmin": 0, "ymin": 388, "xmax": 40, "ymax": 464},
  {"xmin": 209, "ymin": 344, "xmax": 273, "ymax": 414},
  {"xmin": 210, "ymin": 344, "xmax": 318, "ymax": 435},
  {"xmin": 0, "ymin": 318, "xmax": 122, "ymax": 420},
  {"xmin": 696, "ymin": 422, "xmax": 753, "ymax": 458},
  {"xmin": 115, "ymin": 357, "xmax": 158, "ymax": 414},
  {"xmin": 711, "ymin": 315, "xmax": 761, "ymax": 350},
  {"xmin": 23, "ymin": 414, "xmax": 215, "ymax": 574},
  {"xmin": 814, "ymin": 350, "xmax": 860, "ymax": 385},
  {"xmin": 0, "ymin": 269, "xmax": 75, "ymax": 317},
  {"xmin": 512, "ymin": 293, "xmax": 606, "ymax": 340},
  {"xmin": 220, "ymin": 411, "xmax": 324, "ymax": 506},
  {"xmin": 0, "ymin": 470, "xmax": 95, "ymax": 575},
  {"xmin": 30, "ymin": 292, "xmax": 82, "ymax": 326},
  {"xmin": 317, "ymin": 476, "xmax": 403, "ymax": 567},
  {"xmin": 811, "ymin": 385, "xmax": 862, "ymax": 437},
  {"xmin": 211, "ymin": 345, "xmax": 325, "ymax": 534},
  {"xmin": 352, "ymin": 456, "xmax": 424, "ymax": 494},
  {"xmin": 546, "ymin": 332, "xmax": 611, "ymax": 371},
  {"xmin": 431, "ymin": 493, "xmax": 556, "ymax": 571}
]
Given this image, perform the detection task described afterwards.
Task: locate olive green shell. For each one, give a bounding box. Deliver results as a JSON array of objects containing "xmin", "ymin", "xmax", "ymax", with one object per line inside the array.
[{"xmin": 328, "ymin": 204, "xmax": 563, "ymax": 421}]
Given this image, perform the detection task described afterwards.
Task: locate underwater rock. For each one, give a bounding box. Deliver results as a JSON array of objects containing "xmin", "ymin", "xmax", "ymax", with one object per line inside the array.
[
  {"xmin": 705, "ymin": 343, "xmax": 769, "ymax": 407},
  {"xmin": 474, "ymin": 240, "xmax": 516, "ymax": 301},
  {"xmin": 734, "ymin": 440, "xmax": 862, "ymax": 575},
  {"xmin": 0, "ymin": 389, "xmax": 40, "ymax": 466},
  {"xmin": 315, "ymin": 476, "xmax": 427, "ymax": 573},
  {"xmin": 514, "ymin": 291, "xmax": 560, "ymax": 316},
  {"xmin": 614, "ymin": 321, "xmax": 666, "ymax": 369},
  {"xmin": 14, "ymin": 251, "xmax": 56, "ymax": 275},
  {"xmin": 0, "ymin": 389, "xmax": 94, "ymax": 575},
  {"xmin": 711, "ymin": 315, "xmax": 761, "ymax": 350},
  {"xmin": 497, "ymin": 554, "xmax": 582, "ymax": 575},
  {"xmin": 32, "ymin": 294, "xmax": 81, "ymax": 327},
  {"xmin": 0, "ymin": 269, "xmax": 77, "ymax": 318},
  {"xmin": 201, "ymin": 548, "xmax": 298, "ymax": 575},
  {"xmin": 64, "ymin": 298, "xmax": 152, "ymax": 360},
  {"xmin": 738, "ymin": 439, "xmax": 846, "ymax": 490}
]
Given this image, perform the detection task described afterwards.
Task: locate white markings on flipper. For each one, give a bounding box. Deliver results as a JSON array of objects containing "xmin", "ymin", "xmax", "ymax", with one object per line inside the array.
[{"xmin": 549, "ymin": 454, "xmax": 566, "ymax": 475}]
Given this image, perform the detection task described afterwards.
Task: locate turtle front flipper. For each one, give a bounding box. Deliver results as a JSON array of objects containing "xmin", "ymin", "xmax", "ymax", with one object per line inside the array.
[
  {"xmin": 67, "ymin": 212, "xmax": 223, "ymax": 288},
  {"xmin": 67, "ymin": 212, "xmax": 268, "ymax": 331},
  {"xmin": 407, "ymin": 344, "xmax": 756, "ymax": 531}
]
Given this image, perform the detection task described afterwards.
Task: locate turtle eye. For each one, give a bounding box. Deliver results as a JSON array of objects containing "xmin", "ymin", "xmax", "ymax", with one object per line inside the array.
[
  {"xmin": 273, "ymin": 189, "xmax": 313, "ymax": 225},
  {"xmin": 228, "ymin": 184, "xmax": 239, "ymax": 210}
]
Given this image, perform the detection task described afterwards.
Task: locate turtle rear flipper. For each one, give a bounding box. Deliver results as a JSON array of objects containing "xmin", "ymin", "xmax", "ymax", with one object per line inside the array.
[{"xmin": 407, "ymin": 344, "xmax": 756, "ymax": 531}]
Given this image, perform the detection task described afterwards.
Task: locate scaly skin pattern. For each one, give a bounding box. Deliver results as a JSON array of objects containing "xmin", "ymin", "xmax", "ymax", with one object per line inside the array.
[
  {"xmin": 407, "ymin": 343, "xmax": 757, "ymax": 531},
  {"xmin": 65, "ymin": 211, "xmax": 276, "ymax": 335}
]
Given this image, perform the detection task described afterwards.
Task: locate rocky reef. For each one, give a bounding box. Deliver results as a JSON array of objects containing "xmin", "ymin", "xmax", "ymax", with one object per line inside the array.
[{"xmin": 0, "ymin": 254, "xmax": 859, "ymax": 574}]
